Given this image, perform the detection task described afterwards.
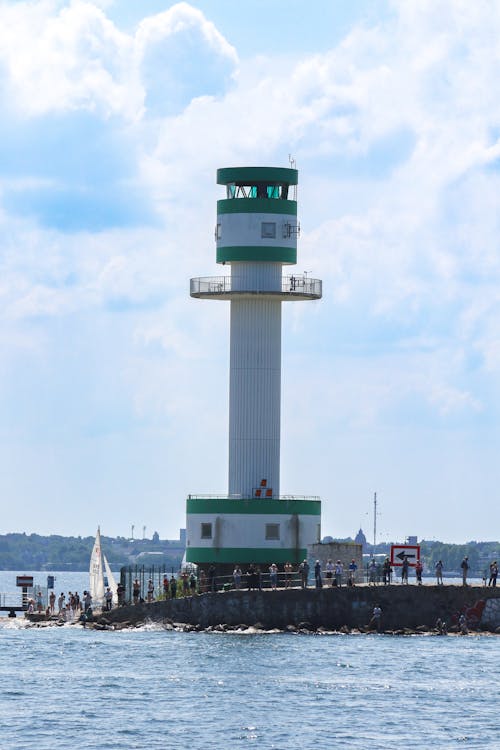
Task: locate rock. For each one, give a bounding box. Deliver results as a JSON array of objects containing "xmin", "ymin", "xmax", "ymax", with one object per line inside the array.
[
  {"xmin": 252, "ymin": 622, "xmax": 264, "ymax": 630},
  {"xmin": 297, "ymin": 621, "xmax": 315, "ymax": 631},
  {"xmin": 285, "ymin": 624, "xmax": 297, "ymax": 632}
]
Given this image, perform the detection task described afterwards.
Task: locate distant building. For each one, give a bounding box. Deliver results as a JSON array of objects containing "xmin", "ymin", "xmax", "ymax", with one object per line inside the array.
[
  {"xmin": 354, "ymin": 528, "xmax": 367, "ymax": 551},
  {"xmin": 309, "ymin": 542, "xmax": 363, "ymax": 582}
]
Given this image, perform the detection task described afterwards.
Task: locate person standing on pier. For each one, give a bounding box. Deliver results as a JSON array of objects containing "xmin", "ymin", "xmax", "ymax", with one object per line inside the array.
[
  {"xmin": 170, "ymin": 575, "xmax": 177, "ymax": 599},
  {"xmin": 348, "ymin": 559, "xmax": 357, "ymax": 585},
  {"xmin": 368, "ymin": 558, "xmax": 377, "ymax": 585},
  {"xmin": 334, "ymin": 560, "xmax": 343, "ymax": 588},
  {"xmin": 382, "ymin": 557, "xmax": 392, "ymax": 585},
  {"xmin": 284, "ymin": 561, "xmax": 293, "ymax": 588},
  {"xmin": 401, "ymin": 556, "xmax": 409, "ymax": 584},
  {"xmin": 461, "ymin": 556, "xmax": 469, "ymax": 586},
  {"xmin": 435, "ymin": 560, "xmax": 444, "ymax": 585},
  {"xmin": 233, "ymin": 565, "xmax": 242, "ymax": 589},
  {"xmin": 104, "ymin": 587, "xmax": 113, "ymax": 611},
  {"xmin": 488, "ymin": 561, "xmax": 498, "ymax": 587},
  {"xmin": 415, "ymin": 560, "xmax": 423, "ymax": 585},
  {"xmin": 269, "ymin": 563, "xmax": 278, "ymax": 590},
  {"xmin": 314, "ymin": 560, "xmax": 323, "ymax": 589},
  {"xmin": 133, "ymin": 579, "xmax": 140, "ymax": 604},
  {"xmin": 299, "ymin": 559, "xmax": 309, "ymax": 589}
]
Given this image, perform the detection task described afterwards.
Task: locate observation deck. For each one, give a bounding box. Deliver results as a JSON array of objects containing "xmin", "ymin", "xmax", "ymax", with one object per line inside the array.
[{"xmin": 190, "ymin": 274, "xmax": 322, "ymax": 301}]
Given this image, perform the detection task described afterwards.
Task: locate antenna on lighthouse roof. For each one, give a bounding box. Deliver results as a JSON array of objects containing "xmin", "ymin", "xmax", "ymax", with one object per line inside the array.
[{"xmin": 288, "ymin": 154, "xmax": 297, "ymax": 199}]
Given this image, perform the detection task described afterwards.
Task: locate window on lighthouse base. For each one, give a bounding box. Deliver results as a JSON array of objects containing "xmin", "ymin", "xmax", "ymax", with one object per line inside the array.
[
  {"xmin": 201, "ymin": 523, "xmax": 213, "ymax": 540},
  {"xmin": 265, "ymin": 524, "xmax": 280, "ymax": 541}
]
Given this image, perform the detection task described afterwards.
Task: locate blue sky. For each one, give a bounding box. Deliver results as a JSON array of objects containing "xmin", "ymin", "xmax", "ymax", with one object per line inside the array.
[{"xmin": 1, "ymin": 0, "xmax": 499, "ymax": 544}]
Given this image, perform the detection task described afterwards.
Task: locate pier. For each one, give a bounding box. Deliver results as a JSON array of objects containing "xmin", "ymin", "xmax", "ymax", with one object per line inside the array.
[{"xmin": 91, "ymin": 584, "xmax": 500, "ymax": 632}]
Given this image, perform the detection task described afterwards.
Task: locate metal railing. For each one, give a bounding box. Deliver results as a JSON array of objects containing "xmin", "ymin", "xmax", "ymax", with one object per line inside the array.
[
  {"xmin": 187, "ymin": 493, "xmax": 321, "ymax": 501},
  {"xmin": 190, "ymin": 275, "xmax": 322, "ymax": 299}
]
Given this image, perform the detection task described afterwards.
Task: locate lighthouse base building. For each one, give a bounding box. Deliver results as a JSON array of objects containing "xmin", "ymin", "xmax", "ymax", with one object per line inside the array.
[{"xmin": 186, "ymin": 166, "xmax": 322, "ymax": 575}]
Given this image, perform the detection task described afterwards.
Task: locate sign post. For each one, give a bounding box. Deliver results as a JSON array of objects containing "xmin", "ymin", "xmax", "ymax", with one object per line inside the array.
[{"xmin": 16, "ymin": 575, "xmax": 34, "ymax": 608}]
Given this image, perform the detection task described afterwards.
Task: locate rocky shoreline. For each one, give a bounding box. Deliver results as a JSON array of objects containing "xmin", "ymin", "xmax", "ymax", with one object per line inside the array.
[{"xmin": 22, "ymin": 612, "xmax": 500, "ymax": 636}]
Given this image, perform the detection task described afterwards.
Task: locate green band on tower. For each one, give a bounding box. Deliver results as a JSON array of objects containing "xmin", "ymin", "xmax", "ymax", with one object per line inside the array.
[
  {"xmin": 217, "ymin": 246, "xmax": 297, "ymax": 264},
  {"xmin": 217, "ymin": 198, "xmax": 297, "ymax": 215},
  {"xmin": 217, "ymin": 166, "xmax": 298, "ymax": 185}
]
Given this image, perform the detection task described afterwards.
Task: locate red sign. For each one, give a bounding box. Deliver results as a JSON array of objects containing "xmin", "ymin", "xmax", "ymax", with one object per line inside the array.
[
  {"xmin": 16, "ymin": 575, "xmax": 34, "ymax": 587},
  {"xmin": 390, "ymin": 545, "xmax": 421, "ymax": 567}
]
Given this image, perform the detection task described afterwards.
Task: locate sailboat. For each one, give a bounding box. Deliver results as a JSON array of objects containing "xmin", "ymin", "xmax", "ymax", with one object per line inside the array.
[{"xmin": 89, "ymin": 527, "xmax": 118, "ymax": 607}]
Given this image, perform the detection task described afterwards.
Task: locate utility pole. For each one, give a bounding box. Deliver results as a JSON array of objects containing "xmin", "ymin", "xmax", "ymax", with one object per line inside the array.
[
  {"xmin": 131, "ymin": 524, "xmax": 134, "ymax": 540},
  {"xmin": 373, "ymin": 492, "xmax": 377, "ymax": 551},
  {"xmin": 143, "ymin": 525, "xmax": 146, "ymax": 540}
]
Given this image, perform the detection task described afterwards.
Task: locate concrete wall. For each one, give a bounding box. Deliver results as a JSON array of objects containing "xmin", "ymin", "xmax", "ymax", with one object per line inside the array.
[{"xmin": 103, "ymin": 585, "xmax": 500, "ymax": 631}]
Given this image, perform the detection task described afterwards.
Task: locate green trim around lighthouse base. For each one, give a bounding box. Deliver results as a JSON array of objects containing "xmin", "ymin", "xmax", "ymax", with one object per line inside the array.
[
  {"xmin": 185, "ymin": 547, "xmax": 307, "ymax": 564},
  {"xmin": 217, "ymin": 246, "xmax": 297, "ymax": 264},
  {"xmin": 186, "ymin": 497, "xmax": 321, "ymax": 516}
]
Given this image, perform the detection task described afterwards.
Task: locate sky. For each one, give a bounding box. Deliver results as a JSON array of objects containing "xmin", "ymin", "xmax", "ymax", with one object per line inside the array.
[{"xmin": 1, "ymin": 0, "xmax": 500, "ymax": 544}]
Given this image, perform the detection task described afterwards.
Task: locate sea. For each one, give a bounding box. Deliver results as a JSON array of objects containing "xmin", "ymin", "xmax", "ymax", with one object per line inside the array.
[{"xmin": 0, "ymin": 571, "xmax": 498, "ymax": 750}]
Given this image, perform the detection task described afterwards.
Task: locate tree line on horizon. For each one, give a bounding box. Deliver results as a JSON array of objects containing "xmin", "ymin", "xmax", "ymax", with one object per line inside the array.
[
  {"xmin": 0, "ymin": 532, "xmax": 184, "ymax": 571},
  {"xmin": 0, "ymin": 532, "xmax": 498, "ymax": 574}
]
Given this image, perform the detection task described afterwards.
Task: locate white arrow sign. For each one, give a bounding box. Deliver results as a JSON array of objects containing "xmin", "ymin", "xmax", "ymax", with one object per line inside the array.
[{"xmin": 390, "ymin": 544, "xmax": 421, "ymax": 567}]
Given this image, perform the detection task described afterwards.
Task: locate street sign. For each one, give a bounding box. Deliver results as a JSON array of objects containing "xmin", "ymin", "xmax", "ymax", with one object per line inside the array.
[
  {"xmin": 390, "ymin": 545, "xmax": 420, "ymax": 567},
  {"xmin": 16, "ymin": 575, "xmax": 34, "ymax": 587}
]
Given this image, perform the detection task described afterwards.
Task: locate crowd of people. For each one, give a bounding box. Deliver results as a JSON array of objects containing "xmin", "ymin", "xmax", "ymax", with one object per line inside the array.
[
  {"xmin": 28, "ymin": 555, "xmax": 497, "ymax": 616},
  {"xmin": 26, "ymin": 589, "xmax": 96, "ymax": 621},
  {"xmin": 129, "ymin": 556, "xmax": 499, "ymax": 599}
]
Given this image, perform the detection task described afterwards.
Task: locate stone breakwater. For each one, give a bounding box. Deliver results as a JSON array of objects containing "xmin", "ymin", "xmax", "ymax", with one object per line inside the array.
[{"xmin": 88, "ymin": 585, "xmax": 500, "ymax": 633}]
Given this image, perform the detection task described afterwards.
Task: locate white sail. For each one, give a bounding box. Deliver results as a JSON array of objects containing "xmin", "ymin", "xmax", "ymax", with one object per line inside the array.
[
  {"xmin": 89, "ymin": 527, "xmax": 105, "ymax": 604},
  {"xmin": 103, "ymin": 554, "xmax": 118, "ymax": 605}
]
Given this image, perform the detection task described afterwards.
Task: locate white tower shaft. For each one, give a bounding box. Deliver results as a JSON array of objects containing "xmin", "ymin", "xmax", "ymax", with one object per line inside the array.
[
  {"xmin": 229, "ymin": 262, "xmax": 282, "ymax": 497},
  {"xmin": 229, "ymin": 298, "xmax": 281, "ymax": 497}
]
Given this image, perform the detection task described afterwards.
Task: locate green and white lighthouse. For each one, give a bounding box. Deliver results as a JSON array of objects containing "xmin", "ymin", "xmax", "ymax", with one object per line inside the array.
[{"xmin": 186, "ymin": 166, "xmax": 322, "ymax": 571}]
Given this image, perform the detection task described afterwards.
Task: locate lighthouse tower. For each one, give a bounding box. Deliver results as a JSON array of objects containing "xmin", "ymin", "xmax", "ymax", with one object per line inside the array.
[{"xmin": 186, "ymin": 166, "xmax": 322, "ymax": 572}]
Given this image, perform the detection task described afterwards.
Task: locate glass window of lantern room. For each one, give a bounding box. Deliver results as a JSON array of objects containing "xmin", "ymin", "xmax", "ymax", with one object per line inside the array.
[
  {"xmin": 201, "ymin": 523, "xmax": 213, "ymax": 540},
  {"xmin": 265, "ymin": 523, "xmax": 280, "ymax": 540},
  {"xmin": 261, "ymin": 222, "xmax": 276, "ymax": 239},
  {"xmin": 267, "ymin": 185, "xmax": 280, "ymax": 198}
]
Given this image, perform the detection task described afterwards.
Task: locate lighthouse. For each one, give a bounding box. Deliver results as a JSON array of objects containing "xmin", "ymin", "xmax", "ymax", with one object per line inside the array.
[{"xmin": 186, "ymin": 166, "xmax": 322, "ymax": 573}]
